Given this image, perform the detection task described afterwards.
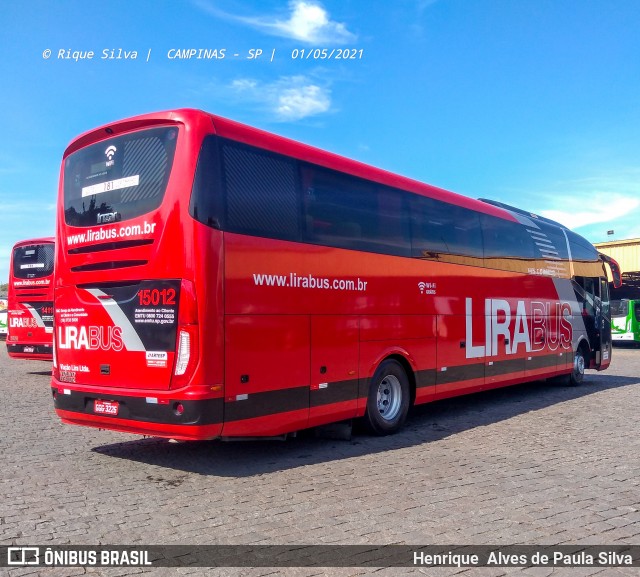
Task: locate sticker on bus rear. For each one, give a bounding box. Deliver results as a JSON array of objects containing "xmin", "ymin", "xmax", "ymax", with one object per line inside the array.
[
  {"xmin": 9, "ymin": 302, "xmax": 54, "ymax": 330},
  {"xmin": 57, "ymin": 280, "xmax": 180, "ymax": 354},
  {"xmin": 56, "ymin": 280, "xmax": 181, "ymax": 389},
  {"xmin": 81, "ymin": 175, "xmax": 140, "ymax": 198},
  {"xmin": 146, "ymin": 351, "xmax": 168, "ymax": 368}
]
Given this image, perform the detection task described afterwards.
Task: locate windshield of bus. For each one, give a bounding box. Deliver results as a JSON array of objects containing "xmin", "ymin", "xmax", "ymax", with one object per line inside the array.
[
  {"xmin": 12, "ymin": 243, "xmax": 54, "ymax": 279},
  {"xmin": 63, "ymin": 126, "xmax": 178, "ymax": 227},
  {"xmin": 610, "ymin": 300, "xmax": 628, "ymax": 317}
]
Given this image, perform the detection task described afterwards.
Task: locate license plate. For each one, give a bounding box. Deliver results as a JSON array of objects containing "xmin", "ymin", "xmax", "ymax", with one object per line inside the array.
[
  {"xmin": 23, "ymin": 346, "xmax": 35, "ymax": 353},
  {"xmin": 94, "ymin": 399, "xmax": 119, "ymax": 416}
]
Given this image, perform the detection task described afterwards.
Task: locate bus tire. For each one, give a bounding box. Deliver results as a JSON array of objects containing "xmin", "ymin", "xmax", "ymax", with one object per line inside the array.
[
  {"xmin": 568, "ymin": 345, "xmax": 587, "ymax": 386},
  {"xmin": 363, "ymin": 359, "xmax": 410, "ymax": 435}
]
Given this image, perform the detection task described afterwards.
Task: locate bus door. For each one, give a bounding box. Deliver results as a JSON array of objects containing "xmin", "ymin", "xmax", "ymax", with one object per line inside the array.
[
  {"xmin": 598, "ymin": 277, "xmax": 612, "ymax": 369},
  {"xmin": 574, "ymin": 276, "xmax": 610, "ymax": 369}
]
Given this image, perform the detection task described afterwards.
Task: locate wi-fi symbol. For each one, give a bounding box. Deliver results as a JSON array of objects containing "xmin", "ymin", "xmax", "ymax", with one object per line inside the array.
[
  {"xmin": 418, "ymin": 282, "xmax": 426, "ymax": 294},
  {"xmin": 105, "ymin": 145, "xmax": 117, "ymax": 161}
]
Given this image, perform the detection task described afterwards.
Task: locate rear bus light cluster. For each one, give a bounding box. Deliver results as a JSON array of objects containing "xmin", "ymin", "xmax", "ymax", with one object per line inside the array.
[
  {"xmin": 175, "ymin": 330, "xmax": 191, "ymax": 376},
  {"xmin": 171, "ymin": 279, "xmax": 199, "ymax": 388}
]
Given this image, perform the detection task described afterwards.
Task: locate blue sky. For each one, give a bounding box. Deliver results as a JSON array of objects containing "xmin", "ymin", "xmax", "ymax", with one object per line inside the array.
[{"xmin": 1, "ymin": 0, "xmax": 639, "ymax": 283}]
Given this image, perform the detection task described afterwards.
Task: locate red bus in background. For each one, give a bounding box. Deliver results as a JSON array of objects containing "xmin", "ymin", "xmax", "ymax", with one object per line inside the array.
[
  {"xmin": 52, "ymin": 109, "xmax": 620, "ymax": 440},
  {"xmin": 7, "ymin": 238, "xmax": 55, "ymax": 360}
]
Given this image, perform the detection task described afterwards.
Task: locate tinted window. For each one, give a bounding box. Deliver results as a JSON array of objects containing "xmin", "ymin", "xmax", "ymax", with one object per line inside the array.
[
  {"xmin": 13, "ymin": 243, "xmax": 54, "ymax": 279},
  {"xmin": 600, "ymin": 277, "xmax": 610, "ymax": 319},
  {"xmin": 482, "ymin": 215, "xmax": 535, "ymax": 259},
  {"xmin": 411, "ymin": 195, "xmax": 483, "ymax": 258},
  {"xmin": 222, "ymin": 140, "xmax": 300, "ymax": 241},
  {"xmin": 301, "ymin": 165, "xmax": 410, "ymax": 256},
  {"xmin": 528, "ymin": 223, "xmax": 570, "ymax": 261},
  {"xmin": 574, "ymin": 276, "xmax": 598, "ymax": 315},
  {"xmin": 521, "ymin": 222, "xmax": 570, "ymax": 277},
  {"xmin": 64, "ymin": 127, "xmax": 178, "ymax": 227},
  {"xmin": 189, "ymin": 136, "xmax": 222, "ymax": 229},
  {"xmin": 610, "ymin": 300, "xmax": 627, "ymax": 317},
  {"xmin": 566, "ymin": 230, "xmax": 599, "ymax": 262}
]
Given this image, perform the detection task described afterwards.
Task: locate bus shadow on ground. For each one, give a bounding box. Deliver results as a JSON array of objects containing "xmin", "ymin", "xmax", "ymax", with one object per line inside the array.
[{"xmin": 92, "ymin": 373, "xmax": 639, "ymax": 477}]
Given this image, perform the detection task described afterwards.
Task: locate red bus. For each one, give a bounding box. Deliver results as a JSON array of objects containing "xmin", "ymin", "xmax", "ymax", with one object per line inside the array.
[
  {"xmin": 52, "ymin": 109, "xmax": 620, "ymax": 440},
  {"xmin": 7, "ymin": 238, "xmax": 55, "ymax": 360}
]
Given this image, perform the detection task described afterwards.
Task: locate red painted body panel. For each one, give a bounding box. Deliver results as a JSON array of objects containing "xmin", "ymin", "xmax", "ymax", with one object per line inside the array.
[
  {"xmin": 51, "ymin": 109, "xmax": 610, "ymax": 440},
  {"xmin": 7, "ymin": 238, "xmax": 55, "ymax": 361},
  {"xmin": 308, "ymin": 316, "xmax": 359, "ymax": 427}
]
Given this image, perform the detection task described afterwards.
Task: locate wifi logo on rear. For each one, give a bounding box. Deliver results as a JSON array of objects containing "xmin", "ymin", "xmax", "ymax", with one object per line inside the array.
[
  {"xmin": 105, "ymin": 145, "xmax": 117, "ymax": 161},
  {"xmin": 105, "ymin": 145, "xmax": 117, "ymax": 167},
  {"xmin": 105, "ymin": 145, "xmax": 117, "ymax": 160}
]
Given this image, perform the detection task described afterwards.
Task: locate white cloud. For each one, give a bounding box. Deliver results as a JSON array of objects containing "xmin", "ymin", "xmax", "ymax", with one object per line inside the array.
[
  {"xmin": 232, "ymin": 75, "xmax": 331, "ymax": 121},
  {"xmin": 509, "ymin": 172, "xmax": 640, "ymax": 242},
  {"xmin": 194, "ymin": 0, "xmax": 356, "ymax": 44},
  {"xmin": 276, "ymin": 84, "xmax": 330, "ymax": 120},
  {"xmin": 540, "ymin": 193, "xmax": 640, "ymax": 230},
  {"xmin": 231, "ymin": 79, "xmax": 257, "ymax": 91},
  {"xmin": 271, "ymin": 1, "xmax": 356, "ymax": 44}
]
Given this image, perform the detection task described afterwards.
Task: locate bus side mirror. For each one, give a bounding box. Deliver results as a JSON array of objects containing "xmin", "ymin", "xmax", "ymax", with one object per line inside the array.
[{"xmin": 600, "ymin": 253, "xmax": 622, "ymax": 289}]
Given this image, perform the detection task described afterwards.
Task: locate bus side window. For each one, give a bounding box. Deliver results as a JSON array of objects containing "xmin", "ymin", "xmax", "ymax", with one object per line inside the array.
[
  {"xmin": 190, "ymin": 136, "xmax": 223, "ymax": 229},
  {"xmin": 567, "ymin": 230, "xmax": 599, "ymax": 262},
  {"xmin": 410, "ymin": 195, "xmax": 483, "ymax": 259},
  {"xmin": 536, "ymin": 223, "xmax": 570, "ymax": 261},
  {"xmin": 222, "ymin": 140, "xmax": 300, "ymax": 241},
  {"xmin": 301, "ymin": 164, "xmax": 410, "ymax": 257},
  {"xmin": 482, "ymin": 215, "xmax": 536, "ymax": 261}
]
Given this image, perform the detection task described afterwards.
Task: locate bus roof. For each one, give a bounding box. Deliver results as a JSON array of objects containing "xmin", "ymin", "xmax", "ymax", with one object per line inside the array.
[
  {"xmin": 13, "ymin": 237, "xmax": 55, "ymax": 248},
  {"xmin": 63, "ymin": 108, "xmax": 518, "ymax": 223},
  {"xmin": 478, "ymin": 198, "xmax": 570, "ymax": 230}
]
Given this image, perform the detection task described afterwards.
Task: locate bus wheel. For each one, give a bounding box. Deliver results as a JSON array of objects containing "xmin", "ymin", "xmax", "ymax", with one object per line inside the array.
[
  {"xmin": 568, "ymin": 346, "xmax": 587, "ymax": 386},
  {"xmin": 364, "ymin": 359, "xmax": 410, "ymax": 435}
]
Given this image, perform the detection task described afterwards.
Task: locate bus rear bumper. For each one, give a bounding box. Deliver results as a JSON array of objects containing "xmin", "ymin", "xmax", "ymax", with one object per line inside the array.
[
  {"xmin": 51, "ymin": 385, "xmax": 223, "ymax": 440},
  {"xmin": 7, "ymin": 343, "xmax": 53, "ymax": 360},
  {"xmin": 612, "ymin": 333, "xmax": 636, "ymax": 341}
]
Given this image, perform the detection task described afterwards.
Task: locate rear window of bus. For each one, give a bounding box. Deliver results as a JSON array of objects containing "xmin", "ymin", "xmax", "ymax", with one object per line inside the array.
[
  {"xmin": 13, "ymin": 243, "xmax": 54, "ymax": 279},
  {"xmin": 63, "ymin": 127, "xmax": 178, "ymax": 227}
]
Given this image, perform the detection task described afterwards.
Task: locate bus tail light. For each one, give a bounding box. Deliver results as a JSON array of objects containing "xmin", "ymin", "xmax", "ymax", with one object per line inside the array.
[
  {"xmin": 52, "ymin": 333, "xmax": 59, "ymax": 381},
  {"xmin": 52, "ymin": 333, "xmax": 58, "ymax": 369},
  {"xmin": 171, "ymin": 280, "xmax": 199, "ymax": 388},
  {"xmin": 172, "ymin": 325, "xmax": 199, "ymax": 387},
  {"xmin": 175, "ymin": 330, "xmax": 191, "ymax": 376}
]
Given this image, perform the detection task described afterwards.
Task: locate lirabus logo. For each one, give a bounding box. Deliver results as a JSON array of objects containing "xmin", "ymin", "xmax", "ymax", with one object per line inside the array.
[
  {"xmin": 57, "ymin": 325, "xmax": 124, "ymax": 351},
  {"xmin": 465, "ymin": 297, "xmax": 572, "ymax": 359}
]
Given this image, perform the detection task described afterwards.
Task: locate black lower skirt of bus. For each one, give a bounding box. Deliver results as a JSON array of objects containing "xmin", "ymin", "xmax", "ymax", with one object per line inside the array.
[{"xmin": 52, "ymin": 388, "xmax": 223, "ymax": 426}]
